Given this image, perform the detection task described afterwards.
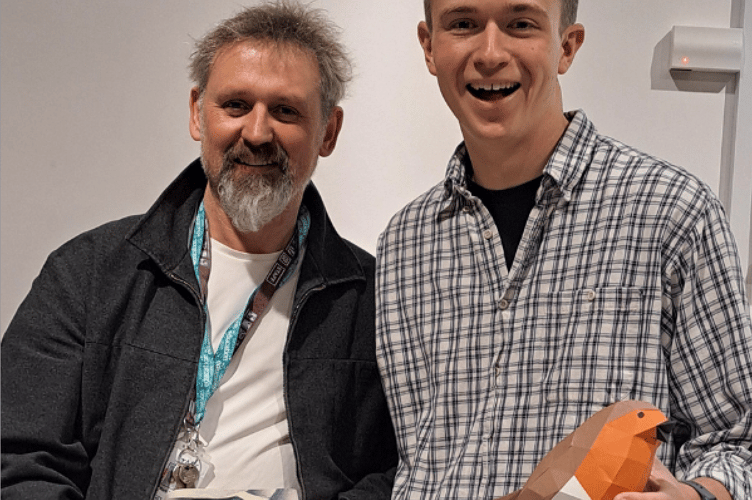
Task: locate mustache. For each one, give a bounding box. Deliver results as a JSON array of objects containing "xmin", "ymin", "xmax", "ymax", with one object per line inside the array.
[{"xmin": 223, "ymin": 142, "xmax": 289, "ymax": 172}]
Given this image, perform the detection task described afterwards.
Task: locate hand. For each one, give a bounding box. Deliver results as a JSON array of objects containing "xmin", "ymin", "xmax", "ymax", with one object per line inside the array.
[{"xmin": 613, "ymin": 459, "xmax": 692, "ymax": 500}]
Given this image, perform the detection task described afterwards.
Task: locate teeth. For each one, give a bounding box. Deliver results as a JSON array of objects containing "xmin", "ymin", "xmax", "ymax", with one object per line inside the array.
[{"xmin": 473, "ymin": 83, "xmax": 518, "ymax": 91}]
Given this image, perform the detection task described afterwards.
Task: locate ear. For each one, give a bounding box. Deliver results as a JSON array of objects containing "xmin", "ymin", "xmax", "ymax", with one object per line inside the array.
[
  {"xmin": 318, "ymin": 106, "xmax": 344, "ymax": 157},
  {"xmin": 418, "ymin": 21, "xmax": 438, "ymax": 76},
  {"xmin": 558, "ymin": 23, "xmax": 585, "ymax": 74},
  {"xmin": 189, "ymin": 86, "xmax": 202, "ymax": 142}
]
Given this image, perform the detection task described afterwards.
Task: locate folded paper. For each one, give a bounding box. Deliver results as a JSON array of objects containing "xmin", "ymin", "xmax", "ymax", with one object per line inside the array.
[{"xmin": 498, "ymin": 400, "xmax": 673, "ymax": 500}]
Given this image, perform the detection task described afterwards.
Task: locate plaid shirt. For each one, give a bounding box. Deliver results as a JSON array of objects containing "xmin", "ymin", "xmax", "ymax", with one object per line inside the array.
[{"xmin": 376, "ymin": 111, "xmax": 752, "ymax": 500}]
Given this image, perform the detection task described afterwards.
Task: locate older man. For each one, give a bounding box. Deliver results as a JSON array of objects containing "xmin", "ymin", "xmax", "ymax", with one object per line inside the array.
[
  {"xmin": 1, "ymin": 2, "xmax": 396, "ymax": 499},
  {"xmin": 376, "ymin": 1, "xmax": 752, "ymax": 500}
]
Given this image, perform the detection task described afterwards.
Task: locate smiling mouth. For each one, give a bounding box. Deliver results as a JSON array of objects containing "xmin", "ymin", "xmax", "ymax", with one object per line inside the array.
[
  {"xmin": 467, "ymin": 83, "xmax": 521, "ymax": 101},
  {"xmin": 235, "ymin": 159, "xmax": 277, "ymax": 168}
]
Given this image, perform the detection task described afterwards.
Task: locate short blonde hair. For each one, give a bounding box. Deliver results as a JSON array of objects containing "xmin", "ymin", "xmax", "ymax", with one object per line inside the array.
[{"xmin": 422, "ymin": 0, "xmax": 579, "ymax": 33}]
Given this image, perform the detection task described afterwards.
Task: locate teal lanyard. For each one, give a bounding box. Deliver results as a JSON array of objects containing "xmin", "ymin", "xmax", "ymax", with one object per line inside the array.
[{"xmin": 189, "ymin": 201, "xmax": 310, "ymax": 424}]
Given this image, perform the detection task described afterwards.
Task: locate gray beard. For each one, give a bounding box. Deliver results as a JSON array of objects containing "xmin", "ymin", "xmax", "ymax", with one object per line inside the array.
[
  {"xmin": 216, "ymin": 165, "xmax": 295, "ymax": 233},
  {"xmin": 201, "ymin": 142, "xmax": 300, "ymax": 234}
]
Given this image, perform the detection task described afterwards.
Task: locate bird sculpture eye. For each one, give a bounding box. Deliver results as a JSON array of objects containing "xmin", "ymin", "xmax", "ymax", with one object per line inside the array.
[{"xmin": 637, "ymin": 412, "xmax": 645, "ymax": 418}]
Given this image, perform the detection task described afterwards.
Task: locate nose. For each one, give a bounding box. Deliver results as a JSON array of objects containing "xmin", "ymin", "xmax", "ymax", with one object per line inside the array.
[
  {"xmin": 242, "ymin": 104, "xmax": 274, "ymax": 146},
  {"xmin": 473, "ymin": 23, "xmax": 510, "ymax": 72}
]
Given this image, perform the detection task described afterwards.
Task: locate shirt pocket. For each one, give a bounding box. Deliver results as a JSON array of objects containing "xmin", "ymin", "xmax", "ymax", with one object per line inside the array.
[{"xmin": 537, "ymin": 286, "xmax": 647, "ymax": 405}]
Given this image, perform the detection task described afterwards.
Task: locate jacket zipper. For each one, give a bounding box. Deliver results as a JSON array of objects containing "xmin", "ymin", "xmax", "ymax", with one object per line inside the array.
[
  {"xmin": 148, "ymin": 270, "xmax": 205, "ymax": 500},
  {"xmin": 283, "ymin": 282, "xmax": 326, "ymax": 500}
]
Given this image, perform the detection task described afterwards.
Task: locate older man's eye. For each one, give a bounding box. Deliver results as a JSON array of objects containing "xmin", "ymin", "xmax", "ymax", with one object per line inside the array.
[
  {"xmin": 223, "ymin": 101, "xmax": 248, "ymax": 115},
  {"xmin": 275, "ymin": 105, "xmax": 301, "ymax": 121}
]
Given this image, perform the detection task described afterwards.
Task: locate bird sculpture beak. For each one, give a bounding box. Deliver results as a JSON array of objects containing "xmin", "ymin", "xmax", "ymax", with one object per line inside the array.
[{"xmin": 656, "ymin": 421, "xmax": 676, "ymax": 443}]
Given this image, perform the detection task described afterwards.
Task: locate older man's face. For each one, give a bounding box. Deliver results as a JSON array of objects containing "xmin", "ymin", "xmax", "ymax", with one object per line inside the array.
[{"xmin": 190, "ymin": 41, "xmax": 340, "ymax": 233}]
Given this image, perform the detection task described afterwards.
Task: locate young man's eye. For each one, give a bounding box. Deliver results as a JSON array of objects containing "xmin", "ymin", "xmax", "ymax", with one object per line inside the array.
[
  {"xmin": 448, "ymin": 19, "xmax": 476, "ymax": 31},
  {"xmin": 509, "ymin": 20, "xmax": 534, "ymax": 30}
]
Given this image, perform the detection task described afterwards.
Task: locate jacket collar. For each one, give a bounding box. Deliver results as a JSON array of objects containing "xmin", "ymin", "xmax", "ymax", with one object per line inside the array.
[
  {"xmin": 295, "ymin": 181, "xmax": 367, "ymax": 297},
  {"xmin": 126, "ymin": 159, "xmax": 206, "ymax": 280},
  {"xmin": 126, "ymin": 159, "xmax": 365, "ymax": 293}
]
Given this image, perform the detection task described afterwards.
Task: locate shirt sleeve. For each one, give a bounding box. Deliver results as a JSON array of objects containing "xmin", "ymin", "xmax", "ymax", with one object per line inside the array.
[
  {"xmin": 1, "ymin": 241, "xmax": 91, "ymax": 499},
  {"xmin": 665, "ymin": 193, "xmax": 752, "ymax": 500}
]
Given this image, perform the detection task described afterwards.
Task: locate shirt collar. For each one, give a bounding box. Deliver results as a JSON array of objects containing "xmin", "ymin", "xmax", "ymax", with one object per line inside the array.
[
  {"xmin": 441, "ymin": 110, "xmax": 597, "ymax": 206},
  {"xmin": 543, "ymin": 110, "xmax": 598, "ymax": 202}
]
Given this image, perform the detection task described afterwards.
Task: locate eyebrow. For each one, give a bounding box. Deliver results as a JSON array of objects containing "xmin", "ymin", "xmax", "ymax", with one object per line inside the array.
[
  {"xmin": 438, "ymin": 1, "xmax": 549, "ymax": 22},
  {"xmin": 438, "ymin": 5, "xmax": 476, "ymax": 22},
  {"xmin": 510, "ymin": 2, "xmax": 548, "ymax": 16}
]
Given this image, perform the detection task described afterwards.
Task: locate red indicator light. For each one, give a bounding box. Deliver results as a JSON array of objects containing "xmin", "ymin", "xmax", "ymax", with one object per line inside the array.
[{"xmin": 681, "ymin": 56, "xmax": 690, "ymax": 65}]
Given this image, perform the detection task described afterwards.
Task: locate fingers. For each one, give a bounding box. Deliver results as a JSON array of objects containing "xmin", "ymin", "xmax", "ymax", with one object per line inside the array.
[{"xmin": 612, "ymin": 459, "xmax": 685, "ymax": 499}]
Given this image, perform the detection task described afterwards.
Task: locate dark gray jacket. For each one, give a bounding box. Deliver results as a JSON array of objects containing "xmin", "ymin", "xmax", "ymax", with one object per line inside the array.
[{"xmin": 1, "ymin": 160, "xmax": 397, "ymax": 500}]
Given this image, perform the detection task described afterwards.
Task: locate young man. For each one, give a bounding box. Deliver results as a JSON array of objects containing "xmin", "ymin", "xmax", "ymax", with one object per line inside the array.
[
  {"xmin": 376, "ymin": 1, "xmax": 752, "ymax": 499},
  {"xmin": 1, "ymin": 2, "xmax": 397, "ymax": 499}
]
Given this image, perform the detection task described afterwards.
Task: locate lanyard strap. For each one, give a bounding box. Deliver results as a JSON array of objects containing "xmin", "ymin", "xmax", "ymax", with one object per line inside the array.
[{"xmin": 189, "ymin": 201, "xmax": 310, "ymax": 424}]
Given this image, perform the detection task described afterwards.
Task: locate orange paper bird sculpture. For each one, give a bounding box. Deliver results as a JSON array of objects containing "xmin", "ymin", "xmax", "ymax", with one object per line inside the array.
[{"xmin": 498, "ymin": 400, "xmax": 674, "ymax": 500}]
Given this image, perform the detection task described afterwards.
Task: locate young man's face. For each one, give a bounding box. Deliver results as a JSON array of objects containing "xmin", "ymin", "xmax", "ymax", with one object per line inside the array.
[{"xmin": 419, "ymin": 0, "xmax": 583, "ymax": 147}]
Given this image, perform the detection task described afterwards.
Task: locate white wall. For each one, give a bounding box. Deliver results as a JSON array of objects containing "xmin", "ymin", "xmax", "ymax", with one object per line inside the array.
[{"xmin": 2, "ymin": 0, "xmax": 750, "ymax": 332}]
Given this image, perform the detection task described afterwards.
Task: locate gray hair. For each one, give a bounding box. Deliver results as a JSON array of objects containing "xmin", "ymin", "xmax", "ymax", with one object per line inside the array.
[
  {"xmin": 189, "ymin": 1, "xmax": 352, "ymax": 120},
  {"xmin": 422, "ymin": 0, "xmax": 579, "ymax": 33}
]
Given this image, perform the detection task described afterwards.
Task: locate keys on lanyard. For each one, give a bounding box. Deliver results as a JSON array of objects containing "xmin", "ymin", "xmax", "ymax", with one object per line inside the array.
[
  {"xmin": 154, "ymin": 404, "xmax": 214, "ymax": 498},
  {"xmin": 173, "ymin": 460, "xmax": 200, "ymax": 488},
  {"xmin": 173, "ymin": 463, "xmax": 200, "ymax": 489},
  {"xmin": 172, "ymin": 422, "xmax": 202, "ymax": 489}
]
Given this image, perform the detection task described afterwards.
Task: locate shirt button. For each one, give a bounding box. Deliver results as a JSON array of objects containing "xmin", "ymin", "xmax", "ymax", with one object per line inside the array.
[
  {"xmin": 482, "ymin": 229, "xmax": 493, "ymax": 240},
  {"xmin": 499, "ymin": 299, "xmax": 510, "ymax": 310},
  {"xmin": 463, "ymin": 205, "xmax": 472, "ymax": 213},
  {"xmin": 585, "ymin": 289, "xmax": 597, "ymax": 302}
]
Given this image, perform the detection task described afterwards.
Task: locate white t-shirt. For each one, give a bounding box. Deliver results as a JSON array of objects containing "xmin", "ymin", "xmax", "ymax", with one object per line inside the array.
[{"xmin": 191, "ymin": 238, "xmax": 302, "ymax": 494}]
